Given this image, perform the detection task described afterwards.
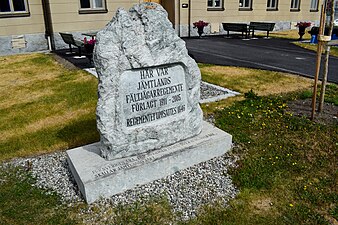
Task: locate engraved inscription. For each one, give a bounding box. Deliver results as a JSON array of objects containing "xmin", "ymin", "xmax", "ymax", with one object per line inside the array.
[
  {"xmin": 120, "ymin": 64, "xmax": 188, "ymax": 128},
  {"xmin": 91, "ymin": 132, "xmax": 217, "ymax": 179}
]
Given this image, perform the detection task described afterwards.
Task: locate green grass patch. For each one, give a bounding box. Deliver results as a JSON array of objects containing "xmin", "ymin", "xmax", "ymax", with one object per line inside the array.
[
  {"xmin": 0, "ymin": 166, "xmax": 76, "ymax": 224},
  {"xmin": 187, "ymin": 90, "xmax": 337, "ymax": 224},
  {"xmin": 199, "ymin": 64, "xmax": 313, "ymax": 115}
]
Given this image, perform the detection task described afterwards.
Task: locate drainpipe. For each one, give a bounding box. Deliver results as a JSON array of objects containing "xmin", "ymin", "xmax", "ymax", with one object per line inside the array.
[
  {"xmin": 178, "ymin": 0, "xmax": 181, "ymax": 37},
  {"xmin": 42, "ymin": 0, "xmax": 55, "ymax": 51},
  {"xmin": 188, "ymin": 0, "xmax": 191, "ymax": 37}
]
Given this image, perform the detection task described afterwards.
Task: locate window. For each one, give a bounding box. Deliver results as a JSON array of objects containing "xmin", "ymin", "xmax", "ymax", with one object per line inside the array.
[
  {"xmin": 79, "ymin": 0, "xmax": 107, "ymax": 14},
  {"xmin": 207, "ymin": 0, "xmax": 224, "ymax": 11},
  {"xmin": 0, "ymin": 0, "xmax": 29, "ymax": 18},
  {"xmin": 239, "ymin": 0, "xmax": 252, "ymax": 10},
  {"xmin": 310, "ymin": 0, "xmax": 318, "ymax": 11},
  {"xmin": 267, "ymin": 0, "xmax": 278, "ymax": 10},
  {"xmin": 290, "ymin": 0, "xmax": 300, "ymax": 11}
]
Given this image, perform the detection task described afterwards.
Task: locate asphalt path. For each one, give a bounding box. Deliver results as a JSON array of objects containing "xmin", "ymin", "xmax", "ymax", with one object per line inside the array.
[{"xmin": 184, "ymin": 36, "xmax": 338, "ymax": 84}]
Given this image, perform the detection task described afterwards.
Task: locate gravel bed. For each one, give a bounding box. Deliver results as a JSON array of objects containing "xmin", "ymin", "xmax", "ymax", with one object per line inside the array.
[
  {"xmin": 6, "ymin": 149, "xmax": 238, "ymax": 222},
  {"xmin": 200, "ymin": 82, "xmax": 229, "ymax": 100}
]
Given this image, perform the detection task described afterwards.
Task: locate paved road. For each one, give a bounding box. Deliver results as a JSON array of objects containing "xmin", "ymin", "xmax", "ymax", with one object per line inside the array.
[{"xmin": 184, "ymin": 36, "xmax": 338, "ymax": 84}]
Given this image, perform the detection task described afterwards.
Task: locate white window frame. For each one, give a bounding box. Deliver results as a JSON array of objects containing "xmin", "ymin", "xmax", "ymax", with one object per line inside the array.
[
  {"xmin": 290, "ymin": 0, "xmax": 300, "ymax": 11},
  {"xmin": 310, "ymin": 0, "xmax": 318, "ymax": 11},
  {"xmin": 79, "ymin": 0, "xmax": 107, "ymax": 14},
  {"xmin": 267, "ymin": 0, "xmax": 278, "ymax": 10},
  {"xmin": 207, "ymin": 0, "xmax": 224, "ymax": 10},
  {"xmin": 239, "ymin": 0, "xmax": 253, "ymax": 10},
  {"xmin": 0, "ymin": 0, "xmax": 29, "ymax": 18}
]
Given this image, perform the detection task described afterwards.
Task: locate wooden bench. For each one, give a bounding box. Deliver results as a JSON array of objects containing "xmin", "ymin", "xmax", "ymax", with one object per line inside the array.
[
  {"xmin": 59, "ymin": 32, "xmax": 84, "ymax": 56},
  {"xmin": 222, "ymin": 23, "xmax": 249, "ymax": 39},
  {"xmin": 249, "ymin": 22, "xmax": 275, "ymax": 38}
]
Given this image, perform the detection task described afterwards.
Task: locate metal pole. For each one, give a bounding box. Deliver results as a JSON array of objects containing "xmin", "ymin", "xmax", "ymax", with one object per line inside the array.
[{"xmin": 188, "ymin": 0, "xmax": 191, "ymax": 37}]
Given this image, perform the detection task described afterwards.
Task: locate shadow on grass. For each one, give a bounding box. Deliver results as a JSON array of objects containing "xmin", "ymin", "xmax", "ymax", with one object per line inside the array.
[{"xmin": 57, "ymin": 116, "xmax": 99, "ymax": 149}]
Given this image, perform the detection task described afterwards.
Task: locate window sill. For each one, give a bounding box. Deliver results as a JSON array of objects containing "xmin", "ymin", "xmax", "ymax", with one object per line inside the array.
[
  {"xmin": 266, "ymin": 8, "xmax": 278, "ymax": 11},
  {"xmin": 79, "ymin": 9, "xmax": 108, "ymax": 14},
  {"xmin": 310, "ymin": 9, "xmax": 319, "ymax": 12},
  {"xmin": 207, "ymin": 7, "xmax": 225, "ymax": 11},
  {"xmin": 290, "ymin": 9, "xmax": 300, "ymax": 12},
  {"xmin": 239, "ymin": 8, "xmax": 253, "ymax": 11},
  {"xmin": 0, "ymin": 12, "xmax": 30, "ymax": 18}
]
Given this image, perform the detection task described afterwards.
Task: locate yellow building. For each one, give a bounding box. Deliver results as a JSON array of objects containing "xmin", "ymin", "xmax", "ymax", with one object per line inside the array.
[{"xmin": 0, "ymin": 0, "xmax": 323, "ymax": 55}]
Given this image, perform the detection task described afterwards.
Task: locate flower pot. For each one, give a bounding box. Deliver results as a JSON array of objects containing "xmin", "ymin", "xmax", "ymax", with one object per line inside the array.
[
  {"xmin": 298, "ymin": 27, "xmax": 306, "ymax": 40},
  {"xmin": 197, "ymin": 27, "xmax": 204, "ymax": 38},
  {"xmin": 84, "ymin": 44, "xmax": 94, "ymax": 54}
]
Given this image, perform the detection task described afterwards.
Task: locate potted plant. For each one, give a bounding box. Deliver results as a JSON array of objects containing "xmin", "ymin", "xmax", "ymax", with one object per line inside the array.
[
  {"xmin": 193, "ymin": 20, "xmax": 209, "ymax": 38},
  {"xmin": 83, "ymin": 38, "xmax": 96, "ymax": 63},
  {"xmin": 84, "ymin": 38, "xmax": 96, "ymax": 54},
  {"xmin": 296, "ymin": 22, "xmax": 312, "ymax": 40}
]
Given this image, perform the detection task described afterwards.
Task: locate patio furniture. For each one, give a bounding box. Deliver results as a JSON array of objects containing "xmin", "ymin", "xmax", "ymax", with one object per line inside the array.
[
  {"xmin": 222, "ymin": 23, "xmax": 249, "ymax": 39},
  {"xmin": 59, "ymin": 32, "xmax": 84, "ymax": 56},
  {"xmin": 249, "ymin": 22, "xmax": 275, "ymax": 38}
]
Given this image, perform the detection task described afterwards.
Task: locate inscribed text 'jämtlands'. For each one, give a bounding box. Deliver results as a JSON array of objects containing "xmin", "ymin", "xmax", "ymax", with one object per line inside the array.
[{"xmin": 94, "ymin": 3, "xmax": 203, "ymax": 160}]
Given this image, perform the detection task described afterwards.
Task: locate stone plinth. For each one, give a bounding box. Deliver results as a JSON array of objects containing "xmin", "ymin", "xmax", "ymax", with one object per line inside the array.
[{"xmin": 66, "ymin": 121, "xmax": 232, "ymax": 204}]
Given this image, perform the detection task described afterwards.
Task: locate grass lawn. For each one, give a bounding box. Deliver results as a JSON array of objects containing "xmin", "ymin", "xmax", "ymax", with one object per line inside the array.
[
  {"xmin": 0, "ymin": 54, "xmax": 337, "ymax": 224},
  {"xmin": 0, "ymin": 53, "xmax": 99, "ymax": 162}
]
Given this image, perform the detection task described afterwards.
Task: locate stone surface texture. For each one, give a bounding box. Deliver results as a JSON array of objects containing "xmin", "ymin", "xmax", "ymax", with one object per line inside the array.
[{"xmin": 93, "ymin": 3, "xmax": 203, "ymax": 160}]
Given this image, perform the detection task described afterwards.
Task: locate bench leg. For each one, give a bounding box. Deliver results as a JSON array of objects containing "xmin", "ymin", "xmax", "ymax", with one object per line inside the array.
[
  {"xmin": 252, "ymin": 30, "xmax": 255, "ymax": 38},
  {"xmin": 227, "ymin": 31, "xmax": 230, "ymax": 37},
  {"xmin": 78, "ymin": 46, "xmax": 82, "ymax": 57},
  {"xmin": 69, "ymin": 44, "xmax": 73, "ymax": 53},
  {"xmin": 267, "ymin": 31, "xmax": 270, "ymax": 38}
]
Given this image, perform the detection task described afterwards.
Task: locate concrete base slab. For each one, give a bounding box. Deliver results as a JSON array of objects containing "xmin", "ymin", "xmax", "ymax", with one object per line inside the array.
[{"xmin": 66, "ymin": 121, "xmax": 232, "ymax": 203}]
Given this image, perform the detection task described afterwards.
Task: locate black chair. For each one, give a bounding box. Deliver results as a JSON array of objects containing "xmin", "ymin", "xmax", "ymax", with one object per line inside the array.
[{"xmin": 59, "ymin": 32, "xmax": 84, "ymax": 56}]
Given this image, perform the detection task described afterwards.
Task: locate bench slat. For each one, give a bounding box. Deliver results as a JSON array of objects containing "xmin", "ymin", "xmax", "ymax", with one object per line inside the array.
[
  {"xmin": 222, "ymin": 23, "xmax": 249, "ymax": 38},
  {"xmin": 249, "ymin": 22, "xmax": 275, "ymax": 38}
]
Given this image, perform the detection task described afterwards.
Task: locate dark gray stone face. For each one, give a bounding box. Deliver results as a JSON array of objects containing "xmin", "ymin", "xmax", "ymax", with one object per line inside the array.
[{"xmin": 94, "ymin": 3, "xmax": 202, "ymax": 160}]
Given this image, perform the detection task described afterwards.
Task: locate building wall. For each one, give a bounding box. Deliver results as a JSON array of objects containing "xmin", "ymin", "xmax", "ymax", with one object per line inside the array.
[
  {"xmin": 0, "ymin": 0, "xmax": 327, "ymax": 54},
  {"xmin": 49, "ymin": 0, "xmax": 140, "ymax": 49},
  {"xmin": 0, "ymin": 0, "xmax": 47, "ymax": 55},
  {"xmin": 177, "ymin": 0, "xmax": 323, "ymax": 36}
]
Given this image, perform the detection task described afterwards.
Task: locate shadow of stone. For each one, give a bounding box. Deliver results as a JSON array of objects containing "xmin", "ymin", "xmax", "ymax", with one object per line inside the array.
[{"xmin": 57, "ymin": 117, "xmax": 99, "ymax": 149}]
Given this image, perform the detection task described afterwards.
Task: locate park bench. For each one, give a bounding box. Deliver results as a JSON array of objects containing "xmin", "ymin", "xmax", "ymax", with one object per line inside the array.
[
  {"xmin": 249, "ymin": 22, "xmax": 275, "ymax": 38},
  {"xmin": 222, "ymin": 23, "xmax": 249, "ymax": 39},
  {"xmin": 59, "ymin": 32, "xmax": 84, "ymax": 56}
]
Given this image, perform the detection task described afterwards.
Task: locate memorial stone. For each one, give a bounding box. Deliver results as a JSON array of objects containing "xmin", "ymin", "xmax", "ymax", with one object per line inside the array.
[
  {"xmin": 67, "ymin": 2, "xmax": 233, "ymax": 203},
  {"xmin": 93, "ymin": 3, "xmax": 203, "ymax": 160}
]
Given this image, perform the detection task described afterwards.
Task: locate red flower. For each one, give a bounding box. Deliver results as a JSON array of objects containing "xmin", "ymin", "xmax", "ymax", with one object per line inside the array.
[
  {"xmin": 87, "ymin": 39, "xmax": 96, "ymax": 45},
  {"xmin": 193, "ymin": 20, "xmax": 209, "ymax": 29},
  {"xmin": 296, "ymin": 22, "xmax": 312, "ymax": 28}
]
